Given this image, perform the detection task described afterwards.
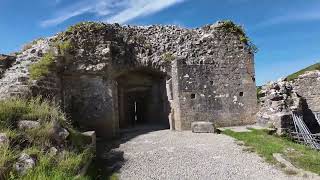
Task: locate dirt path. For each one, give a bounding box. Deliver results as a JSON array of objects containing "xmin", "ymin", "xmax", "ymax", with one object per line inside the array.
[{"xmin": 104, "ymin": 129, "xmax": 313, "ymax": 180}]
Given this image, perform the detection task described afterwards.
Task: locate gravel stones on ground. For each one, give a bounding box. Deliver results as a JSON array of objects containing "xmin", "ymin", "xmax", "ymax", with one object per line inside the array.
[{"xmin": 107, "ymin": 129, "xmax": 315, "ymax": 180}]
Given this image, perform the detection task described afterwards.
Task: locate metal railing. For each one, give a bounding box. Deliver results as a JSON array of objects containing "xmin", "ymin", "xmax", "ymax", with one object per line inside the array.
[
  {"xmin": 291, "ymin": 111, "xmax": 320, "ymax": 150},
  {"xmin": 314, "ymin": 112, "xmax": 320, "ymax": 126}
]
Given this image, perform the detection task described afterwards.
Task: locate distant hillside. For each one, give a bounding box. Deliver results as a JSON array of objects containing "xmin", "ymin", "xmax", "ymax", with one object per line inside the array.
[{"xmin": 286, "ymin": 63, "xmax": 320, "ymax": 81}]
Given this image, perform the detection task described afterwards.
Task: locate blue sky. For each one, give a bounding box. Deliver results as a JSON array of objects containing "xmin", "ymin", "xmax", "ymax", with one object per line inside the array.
[{"xmin": 1, "ymin": 0, "xmax": 320, "ymax": 85}]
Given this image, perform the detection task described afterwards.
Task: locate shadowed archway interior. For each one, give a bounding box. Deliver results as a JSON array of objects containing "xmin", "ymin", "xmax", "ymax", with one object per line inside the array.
[{"xmin": 116, "ymin": 69, "xmax": 170, "ymax": 129}]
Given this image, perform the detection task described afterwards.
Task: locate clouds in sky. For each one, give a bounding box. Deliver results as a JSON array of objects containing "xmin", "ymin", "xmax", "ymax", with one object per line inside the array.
[
  {"xmin": 255, "ymin": 6, "xmax": 320, "ymax": 29},
  {"xmin": 41, "ymin": 0, "xmax": 185, "ymax": 27}
]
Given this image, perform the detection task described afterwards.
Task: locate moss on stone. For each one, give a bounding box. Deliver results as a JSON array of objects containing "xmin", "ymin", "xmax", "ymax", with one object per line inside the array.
[{"xmin": 162, "ymin": 52, "xmax": 175, "ymax": 62}]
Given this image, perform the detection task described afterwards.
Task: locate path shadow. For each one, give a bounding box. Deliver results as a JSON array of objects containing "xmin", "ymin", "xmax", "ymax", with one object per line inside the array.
[
  {"xmin": 301, "ymin": 98, "xmax": 320, "ymax": 134},
  {"xmin": 92, "ymin": 125, "xmax": 169, "ymax": 179}
]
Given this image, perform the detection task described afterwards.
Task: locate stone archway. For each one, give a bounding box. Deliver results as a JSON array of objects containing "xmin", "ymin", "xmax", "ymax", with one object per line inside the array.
[{"xmin": 115, "ymin": 68, "xmax": 170, "ymax": 130}]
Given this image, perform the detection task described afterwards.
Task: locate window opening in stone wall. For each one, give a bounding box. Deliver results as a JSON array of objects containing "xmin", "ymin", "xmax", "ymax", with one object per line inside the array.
[
  {"xmin": 239, "ymin": 92, "xmax": 244, "ymax": 97},
  {"xmin": 191, "ymin": 93, "xmax": 196, "ymax": 99}
]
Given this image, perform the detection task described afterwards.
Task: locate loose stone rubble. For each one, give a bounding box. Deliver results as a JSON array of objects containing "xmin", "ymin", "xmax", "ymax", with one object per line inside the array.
[
  {"xmin": 257, "ymin": 71, "xmax": 320, "ymax": 134},
  {"xmin": 14, "ymin": 153, "xmax": 36, "ymax": 175}
]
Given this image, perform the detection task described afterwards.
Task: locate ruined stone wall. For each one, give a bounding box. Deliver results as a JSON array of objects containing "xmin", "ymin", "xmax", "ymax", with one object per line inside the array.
[
  {"xmin": 62, "ymin": 74, "xmax": 118, "ymax": 137},
  {"xmin": 0, "ymin": 21, "xmax": 257, "ymax": 137},
  {"xmin": 0, "ymin": 54, "xmax": 15, "ymax": 78},
  {"xmin": 0, "ymin": 39, "xmax": 56, "ymax": 100},
  {"xmin": 293, "ymin": 71, "xmax": 320, "ymax": 112},
  {"xmin": 172, "ymin": 38, "xmax": 256, "ymax": 130},
  {"xmin": 257, "ymin": 71, "xmax": 320, "ymax": 134}
]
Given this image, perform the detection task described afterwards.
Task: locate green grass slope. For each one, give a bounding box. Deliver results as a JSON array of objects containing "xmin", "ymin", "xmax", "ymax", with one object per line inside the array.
[{"xmin": 286, "ymin": 63, "xmax": 320, "ymax": 81}]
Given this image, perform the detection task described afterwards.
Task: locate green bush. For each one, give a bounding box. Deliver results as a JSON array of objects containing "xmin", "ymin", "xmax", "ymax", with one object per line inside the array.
[
  {"xmin": 29, "ymin": 52, "xmax": 55, "ymax": 80},
  {"xmin": 65, "ymin": 22, "xmax": 105, "ymax": 34},
  {"xmin": 256, "ymin": 86, "xmax": 264, "ymax": 101},
  {"xmin": 55, "ymin": 40, "xmax": 73, "ymax": 56},
  {"xmin": 218, "ymin": 20, "xmax": 258, "ymax": 53}
]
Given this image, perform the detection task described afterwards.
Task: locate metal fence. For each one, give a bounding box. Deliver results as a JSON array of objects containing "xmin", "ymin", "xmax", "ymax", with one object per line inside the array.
[
  {"xmin": 291, "ymin": 111, "xmax": 320, "ymax": 150},
  {"xmin": 314, "ymin": 112, "xmax": 320, "ymax": 126}
]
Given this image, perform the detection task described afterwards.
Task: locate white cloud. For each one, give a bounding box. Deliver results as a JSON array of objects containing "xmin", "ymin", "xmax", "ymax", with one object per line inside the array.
[
  {"xmin": 106, "ymin": 0, "xmax": 185, "ymax": 23},
  {"xmin": 41, "ymin": 7, "xmax": 92, "ymax": 27},
  {"xmin": 40, "ymin": 0, "xmax": 186, "ymax": 27},
  {"xmin": 254, "ymin": 7, "xmax": 320, "ymax": 29}
]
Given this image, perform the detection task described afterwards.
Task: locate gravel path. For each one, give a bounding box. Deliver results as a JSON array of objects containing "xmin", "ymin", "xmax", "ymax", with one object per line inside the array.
[{"xmin": 108, "ymin": 129, "xmax": 315, "ymax": 180}]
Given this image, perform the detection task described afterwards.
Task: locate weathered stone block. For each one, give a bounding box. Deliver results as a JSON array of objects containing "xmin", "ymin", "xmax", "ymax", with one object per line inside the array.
[
  {"xmin": 15, "ymin": 153, "xmax": 36, "ymax": 175},
  {"xmin": 191, "ymin": 121, "xmax": 215, "ymax": 133},
  {"xmin": 18, "ymin": 120, "xmax": 40, "ymax": 130}
]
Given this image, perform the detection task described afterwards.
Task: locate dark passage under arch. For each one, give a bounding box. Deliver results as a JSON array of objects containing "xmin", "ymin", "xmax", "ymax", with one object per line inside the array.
[{"xmin": 116, "ymin": 69, "xmax": 170, "ymax": 129}]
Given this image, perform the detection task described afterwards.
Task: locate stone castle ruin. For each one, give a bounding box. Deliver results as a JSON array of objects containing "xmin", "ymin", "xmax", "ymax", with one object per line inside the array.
[
  {"xmin": 0, "ymin": 21, "xmax": 257, "ymax": 138},
  {"xmin": 257, "ymin": 71, "xmax": 320, "ymax": 134}
]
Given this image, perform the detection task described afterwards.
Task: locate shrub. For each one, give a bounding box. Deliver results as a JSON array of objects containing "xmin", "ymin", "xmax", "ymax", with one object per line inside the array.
[
  {"xmin": 29, "ymin": 52, "xmax": 55, "ymax": 80},
  {"xmin": 256, "ymin": 86, "xmax": 264, "ymax": 102},
  {"xmin": 55, "ymin": 40, "xmax": 73, "ymax": 56},
  {"xmin": 218, "ymin": 20, "xmax": 258, "ymax": 53},
  {"xmin": 65, "ymin": 22, "xmax": 106, "ymax": 34}
]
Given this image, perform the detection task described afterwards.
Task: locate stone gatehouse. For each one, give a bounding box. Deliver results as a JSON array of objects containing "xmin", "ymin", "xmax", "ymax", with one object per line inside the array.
[{"xmin": 0, "ymin": 21, "xmax": 257, "ymax": 138}]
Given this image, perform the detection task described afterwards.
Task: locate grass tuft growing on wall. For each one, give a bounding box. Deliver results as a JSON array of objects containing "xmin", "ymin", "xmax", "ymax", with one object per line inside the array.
[
  {"xmin": 29, "ymin": 52, "xmax": 55, "ymax": 80},
  {"xmin": 162, "ymin": 52, "xmax": 175, "ymax": 62},
  {"xmin": 55, "ymin": 40, "xmax": 73, "ymax": 56},
  {"xmin": 218, "ymin": 20, "xmax": 258, "ymax": 53}
]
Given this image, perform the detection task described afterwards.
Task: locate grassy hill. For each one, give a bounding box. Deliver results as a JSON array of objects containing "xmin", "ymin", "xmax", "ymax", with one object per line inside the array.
[{"xmin": 286, "ymin": 63, "xmax": 320, "ymax": 81}]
